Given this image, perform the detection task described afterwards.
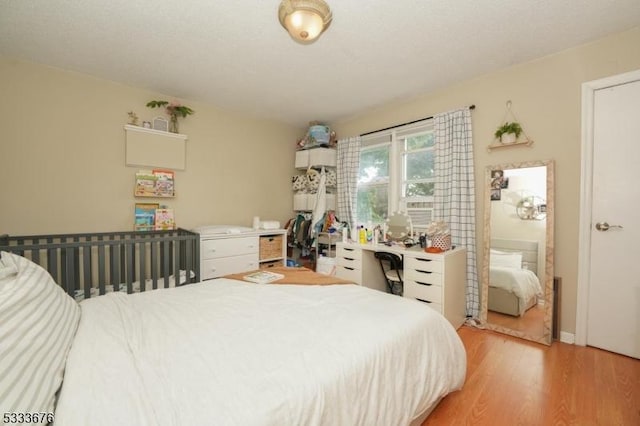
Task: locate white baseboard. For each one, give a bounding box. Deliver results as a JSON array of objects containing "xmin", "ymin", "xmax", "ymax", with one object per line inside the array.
[{"xmin": 559, "ymin": 331, "xmax": 575, "ymax": 344}]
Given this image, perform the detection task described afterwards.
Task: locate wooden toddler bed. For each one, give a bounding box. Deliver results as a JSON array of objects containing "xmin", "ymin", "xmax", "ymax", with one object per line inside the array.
[{"xmin": 0, "ymin": 230, "xmax": 466, "ymax": 426}]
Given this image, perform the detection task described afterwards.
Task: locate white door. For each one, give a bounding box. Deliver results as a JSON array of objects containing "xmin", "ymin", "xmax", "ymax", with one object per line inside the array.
[{"xmin": 586, "ymin": 78, "xmax": 640, "ymax": 359}]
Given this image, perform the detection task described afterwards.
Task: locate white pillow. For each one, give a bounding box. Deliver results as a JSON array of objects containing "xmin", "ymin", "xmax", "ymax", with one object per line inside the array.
[
  {"xmin": 490, "ymin": 251, "xmax": 523, "ymax": 269},
  {"xmin": 0, "ymin": 251, "xmax": 81, "ymax": 413},
  {"xmin": 0, "ymin": 254, "xmax": 19, "ymax": 290}
]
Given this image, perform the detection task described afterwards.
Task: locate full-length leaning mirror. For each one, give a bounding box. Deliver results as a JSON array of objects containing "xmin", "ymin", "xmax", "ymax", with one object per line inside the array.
[{"xmin": 480, "ymin": 159, "xmax": 554, "ymax": 345}]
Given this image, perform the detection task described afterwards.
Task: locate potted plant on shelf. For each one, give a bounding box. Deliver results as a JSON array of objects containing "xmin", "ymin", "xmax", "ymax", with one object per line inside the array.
[
  {"xmin": 146, "ymin": 100, "xmax": 195, "ymax": 134},
  {"xmin": 494, "ymin": 122, "xmax": 523, "ymax": 144}
]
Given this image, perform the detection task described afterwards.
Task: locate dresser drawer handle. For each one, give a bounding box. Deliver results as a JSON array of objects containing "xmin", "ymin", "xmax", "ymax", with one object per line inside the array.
[
  {"xmin": 343, "ymin": 267, "xmax": 354, "ymax": 271},
  {"xmin": 416, "ymin": 269, "xmax": 432, "ymax": 274},
  {"xmin": 344, "ymin": 257, "xmax": 355, "ymax": 261},
  {"xmin": 416, "ymin": 258, "xmax": 433, "ymax": 262},
  {"xmin": 416, "ymin": 281, "xmax": 432, "ymax": 286},
  {"xmin": 416, "ymin": 297, "xmax": 432, "ymax": 304},
  {"xmin": 344, "ymin": 248, "xmax": 355, "ymax": 252}
]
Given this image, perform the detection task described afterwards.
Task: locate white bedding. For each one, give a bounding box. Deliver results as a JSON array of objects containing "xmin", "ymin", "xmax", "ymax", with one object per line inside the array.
[
  {"xmin": 55, "ymin": 279, "xmax": 466, "ymax": 426},
  {"xmin": 490, "ymin": 266, "xmax": 542, "ymax": 311}
]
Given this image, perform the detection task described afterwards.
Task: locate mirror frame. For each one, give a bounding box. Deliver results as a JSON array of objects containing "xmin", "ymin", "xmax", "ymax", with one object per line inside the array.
[{"xmin": 480, "ymin": 159, "xmax": 555, "ymax": 345}]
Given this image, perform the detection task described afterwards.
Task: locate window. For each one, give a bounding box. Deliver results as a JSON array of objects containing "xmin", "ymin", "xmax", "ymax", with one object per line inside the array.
[
  {"xmin": 356, "ymin": 123, "xmax": 435, "ymax": 231},
  {"xmin": 357, "ymin": 137, "xmax": 390, "ymax": 224},
  {"xmin": 401, "ymin": 131, "xmax": 435, "ymax": 231}
]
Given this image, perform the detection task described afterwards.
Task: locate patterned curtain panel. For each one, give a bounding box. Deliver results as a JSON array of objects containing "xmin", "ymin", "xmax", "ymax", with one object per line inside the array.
[
  {"xmin": 336, "ymin": 136, "xmax": 361, "ymax": 234},
  {"xmin": 433, "ymin": 108, "xmax": 479, "ymax": 318}
]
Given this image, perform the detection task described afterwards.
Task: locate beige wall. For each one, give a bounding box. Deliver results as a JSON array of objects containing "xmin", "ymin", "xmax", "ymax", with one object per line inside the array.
[
  {"xmin": 0, "ymin": 57, "xmax": 302, "ymax": 235},
  {"xmin": 2, "ymin": 27, "xmax": 639, "ymax": 335},
  {"xmin": 331, "ymin": 27, "xmax": 640, "ymax": 335}
]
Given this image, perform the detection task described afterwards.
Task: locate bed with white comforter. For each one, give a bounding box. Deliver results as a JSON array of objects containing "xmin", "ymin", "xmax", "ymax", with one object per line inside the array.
[
  {"xmin": 54, "ymin": 278, "xmax": 466, "ymax": 426},
  {"xmin": 490, "ymin": 266, "xmax": 542, "ymax": 304}
]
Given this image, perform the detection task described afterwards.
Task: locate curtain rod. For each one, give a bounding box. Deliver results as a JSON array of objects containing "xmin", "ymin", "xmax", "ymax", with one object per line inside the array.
[{"xmin": 359, "ymin": 104, "xmax": 476, "ymax": 137}]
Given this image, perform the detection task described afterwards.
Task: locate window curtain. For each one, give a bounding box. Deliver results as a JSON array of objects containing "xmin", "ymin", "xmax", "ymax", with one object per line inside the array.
[
  {"xmin": 433, "ymin": 108, "xmax": 479, "ymax": 319},
  {"xmin": 336, "ymin": 136, "xmax": 361, "ymax": 234}
]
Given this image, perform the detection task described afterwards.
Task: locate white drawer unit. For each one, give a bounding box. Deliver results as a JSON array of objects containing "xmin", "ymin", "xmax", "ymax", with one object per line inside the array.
[
  {"xmin": 201, "ymin": 236, "xmax": 258, "ymax": 259},
  {"xmin": 202, "ymin": 255, "xmax": 259, "ymax": 280},
  {"xmin": 334, "ymin": 243, "xmax": 389, "ymax": 293},
  {"xmin": 404, "ymin": 248, "xmax": 467, "ymax": 329},
  {"xmin": 195, "ymin": 227, "xmax": 287, "ymax": 281}
]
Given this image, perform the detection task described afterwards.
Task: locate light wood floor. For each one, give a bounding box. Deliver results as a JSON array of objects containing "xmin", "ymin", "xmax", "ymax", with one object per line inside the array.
[
  {"xmin": 423, "ymin": 326, "xmax": 640, "ymax": 425},
  {"xmin": 487, "ymin": 304, "xmax": 546, "ymax": 337}
]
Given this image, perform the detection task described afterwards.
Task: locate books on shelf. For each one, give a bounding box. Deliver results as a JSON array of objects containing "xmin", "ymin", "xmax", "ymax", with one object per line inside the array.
[
  {"xmin": 134, "ymin": 204, "xmax": 177, "ymax": 232},
  {"xmin": 242, "ymin": 271, "xmax": 285, "ymax": 284},
  {"xmin": 154, "ymin": 208, "xmax": 175, "ymax": 231},
  {"xmin": 134, "ymin": 171, "xmax": 157, "ymax": 197},
  {"xmin": 134, "ymin": 203, "xmax": 159, "ymax": 232},
  {"xmin": 134, "ymin": 169, "xmax": 175, "ymax": 197},
  {"xmin": 153, "ymin": 169, "xmax": 175, "ymax": 197}
]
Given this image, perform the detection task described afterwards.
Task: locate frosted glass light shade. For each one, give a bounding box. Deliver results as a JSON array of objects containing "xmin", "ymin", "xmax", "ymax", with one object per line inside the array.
[{"xmin": 278, "ymin": 0, "xmax": 332, "ymax": 44}]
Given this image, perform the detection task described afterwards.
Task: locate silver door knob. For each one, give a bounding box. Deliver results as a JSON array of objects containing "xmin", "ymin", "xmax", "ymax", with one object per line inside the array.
[{"xmin": 595, "ymin": 222, "xmax": 623, "ymax": 231}]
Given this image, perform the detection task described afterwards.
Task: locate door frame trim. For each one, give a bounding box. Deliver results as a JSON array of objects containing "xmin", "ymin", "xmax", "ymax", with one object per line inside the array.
[{"xmin": 576, "ymin": 69, "xmax": 640, "ymax": 346}]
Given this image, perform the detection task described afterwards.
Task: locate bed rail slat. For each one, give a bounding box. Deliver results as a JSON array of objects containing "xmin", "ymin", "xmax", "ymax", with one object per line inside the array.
[
  {"xmin": 82, "ymin": 244, "xmax": 92, "ymax": 300},
  {"xmin": 162, "ymin": 240, "xmax": 171, "ymax": 289},
  {"xmin": 126, "ymin": 242, "xmax": 134, "ymax": 294},
  {"xmin": 98, "ymin": 243, "xmax": 106, "ymax": 296},
  {"xmin": 139, "ymin": 241, "xmax": 147, "ymax": 292}
]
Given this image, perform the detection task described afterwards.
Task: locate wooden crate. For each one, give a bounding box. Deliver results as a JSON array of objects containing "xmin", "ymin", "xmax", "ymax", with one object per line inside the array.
[{"xmin": 259, "ymin": 234, "xmax": 283, "ymax": 260}]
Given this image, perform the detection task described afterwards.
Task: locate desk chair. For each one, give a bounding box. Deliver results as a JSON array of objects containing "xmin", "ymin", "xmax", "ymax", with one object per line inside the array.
[{"xmin": 374, "ymin": 251, "xmax": 403, "ymax": 296}]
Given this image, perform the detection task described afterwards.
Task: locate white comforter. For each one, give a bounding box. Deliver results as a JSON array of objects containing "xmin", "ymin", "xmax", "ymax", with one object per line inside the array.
[
  {"xmin": 55, "ymin": 279, "xmax": 466, "ymax": 426},
  {"xmin": 490, "ymin": 266, "xmax": 542, "ymax": 306}
]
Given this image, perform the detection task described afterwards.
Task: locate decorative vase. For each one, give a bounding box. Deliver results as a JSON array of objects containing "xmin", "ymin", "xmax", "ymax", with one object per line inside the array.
[
  {"xmin": 500, "ymin": 132, "xmax": 516, "ymax": 144},
  {"xmin": 169, "ymin": 115, "xmax": 179, "ymax": 133}
]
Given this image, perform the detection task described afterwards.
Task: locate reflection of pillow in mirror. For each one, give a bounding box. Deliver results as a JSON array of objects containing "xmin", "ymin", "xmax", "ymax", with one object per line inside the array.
[
  {"xmin": 490, "ymin": 248, "xmax": 509, "ymax": 255},
  {"xmin": 490, "ymin": 252, "xmax": 522, "ymax": 269}
]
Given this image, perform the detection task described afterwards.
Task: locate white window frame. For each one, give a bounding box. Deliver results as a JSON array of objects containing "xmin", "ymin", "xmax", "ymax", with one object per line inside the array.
[{"xmin": 358, "ymin": 120, "xmax": 435, "ymax": 232}]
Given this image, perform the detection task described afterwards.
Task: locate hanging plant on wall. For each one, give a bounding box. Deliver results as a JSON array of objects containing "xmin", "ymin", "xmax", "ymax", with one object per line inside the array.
[
  {"xmin": 494, "ymin": 121, "xmax": 523, "ymax": 144},
  {"xmin": 146, "ymin": 100, "xmax": 195, "ymax": 133},
  {"xmin": 487, "ymin": 101, "xmax": 534, "ymax": 151}
]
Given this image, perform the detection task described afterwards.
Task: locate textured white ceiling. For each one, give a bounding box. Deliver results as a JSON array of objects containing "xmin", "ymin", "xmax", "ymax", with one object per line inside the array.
[{"xmin": 1, "ymin": 1, "xmax": 638, "ymax": 127}]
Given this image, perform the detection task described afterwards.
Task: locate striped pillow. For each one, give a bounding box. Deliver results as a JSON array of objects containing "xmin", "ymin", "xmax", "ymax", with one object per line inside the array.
[{"xmin": 0, "ymin": 251, "xmax": 81, "ymax": 413}]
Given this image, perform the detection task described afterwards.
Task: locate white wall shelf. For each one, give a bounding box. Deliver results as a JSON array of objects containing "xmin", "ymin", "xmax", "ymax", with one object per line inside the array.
[{"xmin": 125, "ymin": 125, "xmax": 187, "ymax": 170}]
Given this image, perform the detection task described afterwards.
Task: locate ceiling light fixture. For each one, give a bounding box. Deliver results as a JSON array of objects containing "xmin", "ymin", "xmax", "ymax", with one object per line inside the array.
[{"xmin": 278, "ymin": 0, "xmax": 332, "ymax": 44}]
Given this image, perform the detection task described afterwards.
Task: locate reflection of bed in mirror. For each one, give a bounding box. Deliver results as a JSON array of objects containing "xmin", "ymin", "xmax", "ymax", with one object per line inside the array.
[{"xmin": 488, "ymin": 238, "xmax": 542, "ymax": 317}]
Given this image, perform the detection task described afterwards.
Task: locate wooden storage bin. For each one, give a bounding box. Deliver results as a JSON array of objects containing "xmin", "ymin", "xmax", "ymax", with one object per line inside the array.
[
  {"xmin": 259, "ymin": 260, "xmax": 281, "ymax": 269},
  {"xmin": 259, "ymin": 235, "xmax": 283, "ymax": 260}
]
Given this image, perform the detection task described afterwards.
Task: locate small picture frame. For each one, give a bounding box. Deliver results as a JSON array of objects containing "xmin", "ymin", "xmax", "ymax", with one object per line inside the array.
[
  {"xmin": 153, "ymin": 116, "xmax": 169, "ymax": 132},
  {"xmin": 500, "ymin": 177, "xmax": 509, "ymax": 189},
  {"xmin": 491, "ymin": 169, "xmax": 504, "ymax": 189},
  {"xmin": 142, "ymin": 121, "xmax": 152, "ymax": 129},
  {"xmin": 490, "ymin": 189, "xmax": 501, "ymax": 201}
]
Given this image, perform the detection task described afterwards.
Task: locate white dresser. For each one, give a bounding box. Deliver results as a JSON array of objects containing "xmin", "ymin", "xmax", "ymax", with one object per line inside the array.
[
  {"xmin": 195, "ymin": 226, "xmax": 287, "ymax": 281},
  {"xmin": 335, "ymin": 242, "xmax": 467, "ymax": 329}
]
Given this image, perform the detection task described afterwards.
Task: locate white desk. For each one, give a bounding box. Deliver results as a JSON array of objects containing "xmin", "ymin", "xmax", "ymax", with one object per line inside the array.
[{"xmin": 335, "ymin": 242, "xmax": 467, "ymax": 329}]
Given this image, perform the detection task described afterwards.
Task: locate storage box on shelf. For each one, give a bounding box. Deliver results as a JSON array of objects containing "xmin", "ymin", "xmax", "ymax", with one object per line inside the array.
[
  {"xmin": 259, "ymin": 234, "xmax": 286, "ymax": 270},
  {"xmin": 293, "ymin": 146, "xmax": 337, "ymax": 212},
  {"xmin": 294, "ymin": 147, "xmax": 336, "ymax": 169}
]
